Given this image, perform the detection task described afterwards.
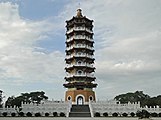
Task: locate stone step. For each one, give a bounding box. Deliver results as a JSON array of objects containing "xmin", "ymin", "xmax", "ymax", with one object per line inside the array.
[
  {"xmin": 69, "ymin": 105, "xmax": 91, "ymax": 117},
  {"xmin": 71, "ymin": 105, "xmax": 90, "ymax": 112},
  {"xmin": 69, "ymin": 112, "xmax": 91, "ymax": 117}
]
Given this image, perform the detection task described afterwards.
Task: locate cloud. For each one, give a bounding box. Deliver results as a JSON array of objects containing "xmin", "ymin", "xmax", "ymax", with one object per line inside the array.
[
  {"xmin": 69, "ymin": 0, "xmax": 161, "ymax": 98},
  {"xmin": 0, "ymin": 2, "xmax": 65, "ymax": 99}
]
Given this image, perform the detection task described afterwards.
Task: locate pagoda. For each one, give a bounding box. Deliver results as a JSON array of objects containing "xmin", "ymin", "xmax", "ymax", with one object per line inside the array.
[{"xmin": 64, "ymin": 9, "xmax": 97, "ymax": 105}]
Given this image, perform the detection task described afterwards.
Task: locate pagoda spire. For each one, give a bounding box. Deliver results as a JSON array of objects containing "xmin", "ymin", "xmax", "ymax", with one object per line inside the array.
[{"xmin": 76, "ymin": 8, "xmax": 83, "ymax": 17}]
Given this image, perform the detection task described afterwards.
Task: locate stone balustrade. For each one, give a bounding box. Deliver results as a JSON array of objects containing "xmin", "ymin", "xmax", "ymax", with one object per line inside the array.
[{"xmin": 89, "ymin": 100, "xmax": 161, "ymax": 117}]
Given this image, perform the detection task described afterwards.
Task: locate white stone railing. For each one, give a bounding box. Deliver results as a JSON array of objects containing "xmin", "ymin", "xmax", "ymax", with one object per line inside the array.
[
  {"xmin": 65, "ymin": 73, "xmax": 95, "ymax": 78},
  {"xmin": 66, "ymin": 27, "xmax": 93, "ymax": 34},
  {"xmin": 141, "ymin": 106, "xmax": 161, "ymax": 113},
  {"xmin": 66, "ymin": 35, "xmax": 93, "ymax": 42},
  {"xmin": 66, "ymin": 45, "xmax": 93, "ymax": 51},
  {"xmin": 90, "ymin": 100, "xmax": 161, "ymax": 116},
  {"xmin": 89, "ymin": 100, "xmax": 94, "ymax": 117},
  {"xmin": 66, "ymin": 63, "xmax": 94, "ymax": 68},
  {"xmin": 19, "ymin": 101, "xmax": 70, "ymax": 117},
  {"xmin": 0, "ymin": 106, "xmax": 18, "ymax": 116},
  {"xmin": 66, "ymin": 54, "xmax": 93, "ymax": 59}
]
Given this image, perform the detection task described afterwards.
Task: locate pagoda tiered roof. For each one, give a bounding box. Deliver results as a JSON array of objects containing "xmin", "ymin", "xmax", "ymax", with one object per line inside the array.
[{"xmin": 63, "ymin": 82, "xmax": 97, "ymax": 88}]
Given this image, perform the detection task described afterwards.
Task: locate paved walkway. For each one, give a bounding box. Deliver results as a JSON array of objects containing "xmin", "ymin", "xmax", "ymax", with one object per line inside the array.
[{"xmin": 0, "ymin": 117, "xmax": 160, "ymax": 120}]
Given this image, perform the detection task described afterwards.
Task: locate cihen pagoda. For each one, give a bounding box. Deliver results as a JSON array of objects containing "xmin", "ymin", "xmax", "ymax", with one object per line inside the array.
[{"xmin": 64, "ymin": 9, "xmax": 97, "ymax": 105}]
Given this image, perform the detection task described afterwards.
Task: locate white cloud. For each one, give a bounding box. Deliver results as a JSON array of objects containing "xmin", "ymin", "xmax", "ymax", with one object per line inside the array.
[
  {"xmin": 0, "ymin": 2, "xmax": 65, "ymax": 99},
  {"xmin": 73, "ymin": 0, "xmax": 161, "ymax": 98}
]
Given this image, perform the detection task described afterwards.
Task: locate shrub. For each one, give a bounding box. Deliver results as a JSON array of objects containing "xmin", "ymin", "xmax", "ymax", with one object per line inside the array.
[
  {"xmin": 136, "ymin": 110, "xmax": 142, "ymax": 117},
  {"xmin": 122, "ymin": 113, "xmax": 128, "ymax": 117},
  {"xmin": 103, "ymin": 112, "xmax": 108, "ymax": 117},
  {"xmin": 19, "ymin": 112, "xmax": 24, "ymax": 117},
  {"xmin": 26, "ymin": 112, "xmax": 32, "ymax": 117},
  {"xmin": 45, "ymin": 112, "xmax": 49, "ymax": 117},
  {"xmin": 35, "ymin": 112, "xmax": 41, "ymax": 117},
  {"xmin": 94, "ymin": 112, "xmax": 100, "ymax": 117},
  {"xmin": 151, "ymin": 112, "xmax": 158, "ymax": 117},
  {"xmin": 137, "ymin": 110, "xmax": 150, "ymax": 119},
  {"xmin": 60, "ymin": 112, "xmax": 65, "ymax": 117},
  {"xmin": 112, "ymin": 112, "xmax": 118, "ymax": 117},
  {"xmin": 130, "ymin": 112, "xmax": 135, "ymax": 117},
  {"xmin": 159, "ymin": 113, "xmax": 161, "ymax": 117},
  {"xmin": 142, "ymin": 109, "xmax": 150, "ymax": 118},
  {"xmin": 2, "ymin": 112, "xmax": 7, "ymax": 117},
  {"xmin": 11, "ymin": 112, "xmax": 16, "ymax": 117},
  {"xmin": 53, "ymin": 112, "xmax": 58, "ymax": 117}
]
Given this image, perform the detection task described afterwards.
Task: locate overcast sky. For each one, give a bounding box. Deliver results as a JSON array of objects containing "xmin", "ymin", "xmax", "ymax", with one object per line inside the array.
[{"xmin": 0, "ymin": 0, "xmax": 161, "ymax": 101}]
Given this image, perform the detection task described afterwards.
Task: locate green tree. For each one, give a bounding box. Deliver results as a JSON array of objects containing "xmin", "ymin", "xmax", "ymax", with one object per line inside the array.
[
  {"xmin": 5, "ymin": 91, "xmax": 48, "ymax": 108},
  {"xmin": 115, "ymin": 91, "xmax": 150, "ymax": 107},
  {"xmin": 0, "ymin": 90, "xmax": 3, "ymax": 108},
  {"xmin": 5, "ymin": 96, "xmax": 15, "ymax": 107}
]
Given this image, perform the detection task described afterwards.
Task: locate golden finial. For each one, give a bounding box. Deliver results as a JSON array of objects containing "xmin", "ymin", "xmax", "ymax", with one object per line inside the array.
[{"xmin": 76, "ymin": 8, "xmax": 83, "ymax": 17}]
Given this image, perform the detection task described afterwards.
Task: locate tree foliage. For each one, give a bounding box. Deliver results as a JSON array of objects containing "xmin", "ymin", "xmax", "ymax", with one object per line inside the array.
[
  {"xmin": 130, "ymin": 112, "xmax": 135, "ymax": 117},
  {"xmin": 112, "ymin": 112, "xmax": 118, "ymax": 117},
  {"xmin": 0, "ymin": 90, "xmax": 3, "ymax": 108},
  {"xmin": 136, "ymin": 110, "xmax": 150, "ymax": 119},
  {"xmin": 94, "ymin": 112, "xmax": 101, "ymax": 117},
  {"xmin": 114, "ymin": 91, "xmax": 161, "ymax": 107},
  {"xmin": 103, "ymin": 112, "xmax": 108, "ymax": 117},
  {"xmin": 5, "ymin": 91, "xmax": 48, "ymax": 107}
]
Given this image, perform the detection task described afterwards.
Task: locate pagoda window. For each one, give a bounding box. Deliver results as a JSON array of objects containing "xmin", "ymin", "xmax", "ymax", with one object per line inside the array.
[
  {"xmin": 78, "ymin": 43, "xmax": 81, "ymax": 46},
  {"xmin": 77, "ymin": 60, "xmax": 82, "ymax": 65},
  {"xmin": 77, "ymin": 52, "xmax": 82, "ymax": 55},
  {"xmin": 89, "ymin": 96, "xmax": 93, "ymax": 101},
  {"xmin": 77, "ymin": 70, "xmax": 83, "ymax": 75},
  {"xmin": 67, "ymin": 96, "xmax": 72, "ymax": 101}
]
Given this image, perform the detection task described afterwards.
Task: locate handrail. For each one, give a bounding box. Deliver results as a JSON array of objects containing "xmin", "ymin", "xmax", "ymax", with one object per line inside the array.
[
  {"xmin": 66, "ymin": 63, "xmax": 94, "ymax": 68},
  {"xmin": 66, "ymin": 27, "xmax": 93, "ymax": 34},
  {"xmin": 66, "ymin": 54, "xmax": 93, "ymax": 59}
]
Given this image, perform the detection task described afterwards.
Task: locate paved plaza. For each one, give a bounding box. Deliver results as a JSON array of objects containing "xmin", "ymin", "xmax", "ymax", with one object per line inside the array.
[{"xmin": 0, "ymin": 117, "xmax": 160, "ymax": 120}]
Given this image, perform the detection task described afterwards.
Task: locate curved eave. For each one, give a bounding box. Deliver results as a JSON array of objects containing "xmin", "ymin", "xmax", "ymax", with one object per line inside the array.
[
  {"xmin": 66, "ymin": 19, "xmax": 93, "ymax": 28},
  {"xmin": 66, "ymin": 30, "xmax": 93, "ymax": 35},
  {"xmin": 66, "ymin": 16, "xmax": 93, "ymax": 22},
  {"xmin": 63, "ymin": 82, "xmax": 97, "ymax": 88},
  {"xmin": 65, "ymin": 56, "xmax": 95, "ymax": 61},
  {"xmin": 65, "ymin": 66, "xmax": 95, "ymax": 72},
  {"xmin": 65, "ymin": 78, "xmax": 95, "ymax": 82},
  {"xmin": 65, "ymin": 38, "xmax": 94, "ymax": 44},
  {"xmin": 65, "ymin": 58, "xmax": 95, "ymax": 64},
  {"xmin": 64, "ymin": 76, "xmax": 96, "ymax": 81},
  {"xmin": 65, "ymin": 48, "xmax": 94, "ymax": 53}
]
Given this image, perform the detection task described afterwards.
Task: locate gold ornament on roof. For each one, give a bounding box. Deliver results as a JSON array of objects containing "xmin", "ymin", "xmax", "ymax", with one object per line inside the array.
[{"xmin": 76, "ymin": 9, "xmax": 83, "ymax": 17}]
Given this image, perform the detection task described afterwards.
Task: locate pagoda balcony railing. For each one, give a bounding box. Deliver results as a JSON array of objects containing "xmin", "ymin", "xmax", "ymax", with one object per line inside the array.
[
  {"xmin": 66, "ymin": 63, "xmax": 94, "ymax": 68},
  {"xmin": 66, "ymin": 27, "xmax": 93, "ymax": 34},
  {"xmin": 66, "ymin": 35, "xmax": 93, "ymax": 42},
  {"xmin": 66, "ymin": 45, "xmax": 93, "ymax": 51},
  {"xmin": 74, "ymin": 35, "xmax": 86, "ymax": 39},
  {"xmin": 66, "ymin": 54, "xmax": 94, "ymax": 59},
  {"xmin": 65, "ymin": 73, "xmax": 95, "ymax": 78}
]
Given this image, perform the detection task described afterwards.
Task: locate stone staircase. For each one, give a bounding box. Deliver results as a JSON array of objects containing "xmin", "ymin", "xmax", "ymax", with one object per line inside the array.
[{"xmin": 69, "ymin": 105, "xmax": 91, "ymax": 117}]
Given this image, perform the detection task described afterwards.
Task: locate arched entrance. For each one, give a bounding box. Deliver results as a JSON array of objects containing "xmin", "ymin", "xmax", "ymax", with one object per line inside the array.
[{"xmin": 77, "ymin": 96, "xmax": 84, "ymax": 105}]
